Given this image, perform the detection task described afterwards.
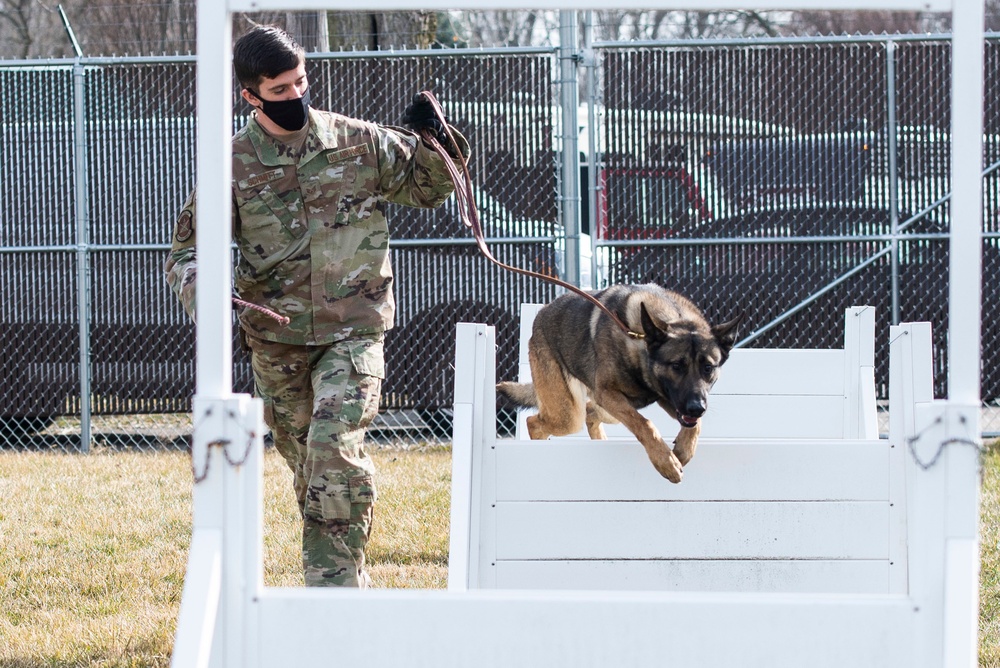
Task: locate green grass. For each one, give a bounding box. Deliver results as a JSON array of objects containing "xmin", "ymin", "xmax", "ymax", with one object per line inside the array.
[{"xmin": 0, "ymin": 442, "xmax": 997, "ymax": 667}]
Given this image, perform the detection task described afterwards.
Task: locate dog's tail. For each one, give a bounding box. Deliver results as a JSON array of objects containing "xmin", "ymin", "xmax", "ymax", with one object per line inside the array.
[{"xmin": 496, "ymin": 381, "xmax": 538, "ymax": 408}]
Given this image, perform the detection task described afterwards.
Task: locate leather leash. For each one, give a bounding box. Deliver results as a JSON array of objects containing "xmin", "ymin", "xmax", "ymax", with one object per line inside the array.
[
  {"xmin": 232, "ymin": 296, "xmax": 290, "ymax": 326},
  {"xmin": 416, "ymin": 90, "xmax": 644, "ymax": 340}
]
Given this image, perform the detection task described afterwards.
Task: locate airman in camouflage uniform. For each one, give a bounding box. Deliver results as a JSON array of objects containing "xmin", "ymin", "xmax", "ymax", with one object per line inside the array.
[{"xmin": 165, "ymin": 25, "xmax": 468, "ymax": 587}]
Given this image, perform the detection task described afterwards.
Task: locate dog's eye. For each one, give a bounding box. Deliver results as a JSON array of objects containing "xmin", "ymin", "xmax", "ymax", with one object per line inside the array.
[
  {"xmin": 702, "ymin": 363, "xmax": 716, "ymax": 374},
  {"xmin": 670, "ymin": 361, "xmax": 685, "ymax": 372}
]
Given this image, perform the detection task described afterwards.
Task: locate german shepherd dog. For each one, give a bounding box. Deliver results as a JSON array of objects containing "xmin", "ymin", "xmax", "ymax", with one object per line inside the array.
[{"xmin": 497, "ymin": 284, "xmax": 745, "ymax": 483}]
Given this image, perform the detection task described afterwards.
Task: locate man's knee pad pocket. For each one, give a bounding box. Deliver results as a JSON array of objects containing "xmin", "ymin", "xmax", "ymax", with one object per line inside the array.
[{"xmin": 347, "ymin": 474, "xmax": 376, "ymax": 549}]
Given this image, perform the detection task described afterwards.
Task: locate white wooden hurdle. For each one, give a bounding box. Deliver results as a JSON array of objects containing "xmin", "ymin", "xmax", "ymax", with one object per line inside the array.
[
  {"xmin": 456, "ymin": 305, "xmax": 888, "ymax": 594},
  {"xmin": 446, "ymin": 314, "xmax": 980, "ymax": 640},
  {"xmin": 173, "ymin": 0, "xmax": 984, "ymax": 666}
]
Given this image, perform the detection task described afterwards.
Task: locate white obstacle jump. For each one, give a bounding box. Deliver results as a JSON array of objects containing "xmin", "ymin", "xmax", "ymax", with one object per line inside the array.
[
  {"xmin": 446, "ymin": 314, "xmax": 979, "ymax": 655},
  {"xmin": 174, "ymin": 0, "xmax": 984, "ymax": 665},
  {"xmin": 172, "ymin": 316, "xmax": 979, "ymax": 668},
  {"xmin": 452, "ymin": 306, "xmax": 892, "ymax": 593}
]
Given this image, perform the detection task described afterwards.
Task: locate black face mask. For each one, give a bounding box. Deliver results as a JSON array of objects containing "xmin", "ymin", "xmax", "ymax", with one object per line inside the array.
[{"xmin": 249, "ymin": 88, "xmax": 311, "ymax": 132}]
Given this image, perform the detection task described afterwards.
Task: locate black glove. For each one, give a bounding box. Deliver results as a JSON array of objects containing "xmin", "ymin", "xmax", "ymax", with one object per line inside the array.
[{"xmin": 402, "ymin": 93, "xmax": 455, "ymax": 154}]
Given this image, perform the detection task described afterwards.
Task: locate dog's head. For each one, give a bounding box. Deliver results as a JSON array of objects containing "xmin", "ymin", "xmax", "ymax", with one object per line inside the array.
[{"xmin": 639, "ymin": 303, "xmax": 746, "ymax": 429}]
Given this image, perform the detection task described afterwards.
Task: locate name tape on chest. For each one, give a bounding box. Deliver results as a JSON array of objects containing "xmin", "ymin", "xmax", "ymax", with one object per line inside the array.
[
  {"xmin": 327, "ymin": 144, "xmax": 370, "ymax": 164},
  {"xmin": 238, "ymin": 168, "xmax": 286, "ymax": 190}
]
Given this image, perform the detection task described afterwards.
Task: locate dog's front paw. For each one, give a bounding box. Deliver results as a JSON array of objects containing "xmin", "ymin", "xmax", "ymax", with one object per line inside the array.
[
  {"xmin": 672, "ymin": 433, "xmax": 698, "ymax": 467},
  {"xmin": 647, "ymin": 447, "xmax": 683, "ymax": 483}
]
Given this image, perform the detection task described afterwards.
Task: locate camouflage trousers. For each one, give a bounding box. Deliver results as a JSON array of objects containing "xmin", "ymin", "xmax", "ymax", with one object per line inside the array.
[{"xmin": 247, "ymin": 332, "xmax": 384, "ymax": 588}]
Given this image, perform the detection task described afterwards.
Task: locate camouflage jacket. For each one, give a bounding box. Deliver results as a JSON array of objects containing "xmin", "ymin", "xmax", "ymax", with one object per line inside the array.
[{"xmin": 165, "ymin": 108, "xmax": 468, "ymax": 345}]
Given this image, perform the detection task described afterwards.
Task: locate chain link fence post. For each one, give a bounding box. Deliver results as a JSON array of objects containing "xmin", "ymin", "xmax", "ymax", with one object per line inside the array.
[
  {"xmin": 582, "ymin": 11, "xmax": 600, "ymax": 290},
  {"xmin": 73, "ymin": 59, "xmax": 92, "ymax": 453},
  {"xmin": 886, "ymin": 39, "xmax": 901, "ymax": 325},
  {"xmin": 559, "ymin": 10, "xmax": 581, "ymax": 288}
]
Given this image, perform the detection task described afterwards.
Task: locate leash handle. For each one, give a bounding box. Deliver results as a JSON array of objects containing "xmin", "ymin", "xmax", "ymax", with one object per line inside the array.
[{"xmin": 416, "ymin": 90, "xmax": 644, "ymax": 340}]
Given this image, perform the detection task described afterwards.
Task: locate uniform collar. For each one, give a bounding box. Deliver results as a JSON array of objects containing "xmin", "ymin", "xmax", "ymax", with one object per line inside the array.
[{"xmin": 246, "ymin": 109, "xmax": 347, "ymax": 167}]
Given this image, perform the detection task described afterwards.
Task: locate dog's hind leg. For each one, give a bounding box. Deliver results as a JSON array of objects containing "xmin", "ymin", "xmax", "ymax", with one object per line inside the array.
[
  {"xmin": 524, "ymin": 343, "xmax": 586, "ymax": 440},
  {"xmin": 584, "ymin": 402, "xmax": 617, "ymax": 440}
]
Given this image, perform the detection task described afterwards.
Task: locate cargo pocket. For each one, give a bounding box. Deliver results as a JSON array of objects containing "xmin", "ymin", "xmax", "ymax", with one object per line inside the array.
[
  {"xmin": 260, "ymin": 395, "xmax": 275, "ymax": 429},
  {"xmin": 347, "ymin": 474, "xmax": 377, "ymax": 550},
  {"xmin": 348, "ymin": 339, "xmax": 385, "ymax": 430},
  {"xmin": 349, "ymin": 338, "xmax": 385, "ymax": 379}
]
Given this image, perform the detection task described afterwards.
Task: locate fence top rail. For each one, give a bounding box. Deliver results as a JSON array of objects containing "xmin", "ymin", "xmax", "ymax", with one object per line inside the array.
[
  {"xmin": 0, "ymin": 45, "xmax": 556, "ymax": 70},
  {"xmin": 0, "ymin": 55, "xmax": 196, "ymax": 69}
]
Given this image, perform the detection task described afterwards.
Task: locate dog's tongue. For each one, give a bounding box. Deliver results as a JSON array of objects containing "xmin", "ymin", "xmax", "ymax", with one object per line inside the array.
[{"xmin": 680, "ymin": 415, "xmax": 699, "ymax": 428}]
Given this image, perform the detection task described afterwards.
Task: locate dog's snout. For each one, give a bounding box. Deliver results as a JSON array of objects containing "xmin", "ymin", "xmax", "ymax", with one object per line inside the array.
[{"xmin": 684, "ymin": 399, "xmax": 706, "ymax": 417}]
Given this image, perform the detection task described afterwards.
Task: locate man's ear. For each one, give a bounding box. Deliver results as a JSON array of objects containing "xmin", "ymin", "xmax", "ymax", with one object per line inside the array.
[
  {"xmin": 712, "ymin": 311, "xmax": 747, "ymax": 355},
  {"xmin": 241, "ymin": 88, "xmax": 260, "ymax": 107}
]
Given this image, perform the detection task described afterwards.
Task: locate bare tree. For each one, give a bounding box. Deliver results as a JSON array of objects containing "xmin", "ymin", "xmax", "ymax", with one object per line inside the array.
[
  {"xmin": 0, "ymin": 0, "xmax": 33, "ymax": 57},
  {"xmin": 0, "ymin": 0, "xmax": 72, "ymax": 58},
  {"xmin": 0, "ymin": 4, "xmax": 438, "ymax": 59},
  {"xmin": 781, "ymin": 10, "xmax": 938, "ymax": 35},
  {"xmin": 325, "ymin": 11, "xmax": 438, "ymax": 50},
  {"xmin": 592, "ymin": 10, "xmax": 783, "ymax": 41},
  {"xmin": 444, "ymin": 10, "xmax": 558, "ymax": 48},
  {"xmin": 987, "ymin": 0, "xmax": 1000, "ymax": 30},
  {"xmin": 78, "ymin": 0, "xmax": 200, "ymax": 55}
]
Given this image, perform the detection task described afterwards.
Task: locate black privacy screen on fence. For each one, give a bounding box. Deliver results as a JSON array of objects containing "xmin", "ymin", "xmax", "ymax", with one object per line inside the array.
[{"xmin": 1, "ymin": 35, "xmax": 998, "ymax": 450}]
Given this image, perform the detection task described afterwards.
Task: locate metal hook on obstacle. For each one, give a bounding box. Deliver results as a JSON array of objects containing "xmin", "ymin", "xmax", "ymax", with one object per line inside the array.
[
  {"xmin": 189, "ymin": 406, "xmax": 258, "ymax": 483},
  {"xmin": 887, "ymin": 329, "xmax": 910, "ymax": 347},
  {"xmin": 905, "ymin": 413, "xmax": 983, "ymax": 471}
]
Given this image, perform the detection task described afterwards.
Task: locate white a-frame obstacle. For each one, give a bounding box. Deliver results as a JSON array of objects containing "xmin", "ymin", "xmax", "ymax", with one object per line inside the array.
[{"xmin": 172, "ymin": 1, "xmax": 986, "ymax": 666}]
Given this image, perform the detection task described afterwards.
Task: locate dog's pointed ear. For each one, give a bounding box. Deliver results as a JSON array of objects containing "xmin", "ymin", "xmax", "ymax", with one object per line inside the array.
[
  {"xmin": 712, "ymin": 311, "xmax": 746, "ymax": 355},
  {"xmin": 639, "ymin": 302, "xmax": 670, "ymax": 346}
]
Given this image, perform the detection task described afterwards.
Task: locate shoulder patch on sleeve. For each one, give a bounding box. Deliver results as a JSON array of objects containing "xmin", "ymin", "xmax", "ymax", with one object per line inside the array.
[{"xmin": 175, "ymin": 211, "xmax": 194, "ymax": 243}]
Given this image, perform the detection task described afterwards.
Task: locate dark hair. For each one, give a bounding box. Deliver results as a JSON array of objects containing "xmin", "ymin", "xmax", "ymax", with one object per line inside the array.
[{"xmin": 233, "ymin": 25, "xmax": 305, "ymax": 92}]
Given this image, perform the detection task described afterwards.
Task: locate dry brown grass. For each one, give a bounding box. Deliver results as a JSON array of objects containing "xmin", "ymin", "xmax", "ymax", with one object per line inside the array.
[
  {"xmin": 980, "ymin": 441, "xmax": 1000, "ymax": 668},
  {"xmin": 0, "ymin": 446, "xmax": 450, "ymax": 667}
]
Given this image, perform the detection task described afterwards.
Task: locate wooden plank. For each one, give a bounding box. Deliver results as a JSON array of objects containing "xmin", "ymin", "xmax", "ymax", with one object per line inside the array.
[
  {"xmin": 494, "ymin": 501, "xmax": 889, "ymax": 560},
  {"xmin": 598, "ymin": 394, "xmax": 846, "ymax": 439},
  {"xmin": 446, "ymin": 404, "xmax": 474, "ymax": 591},
  {"xmin": 170, "ymin": 529, "xmax": 222, "ymax": 668},
  {"xmin": 712, "ymin": 349, "xmax": 845, "ymax": 395},
  {"xmin": 495, "ymin": 438, "xmax": 889, "ymax": 502},
  {"xmin": 494, "ymin": 559, "xmax": 889, "ymax": 593},
  {"xmin": 517, "ymin": 304, "xmax": 543, "ymax": 365},
  {"xmin": 843, "ymin": 306, "xmax": 877, "ymax": 438},
  {"xmin": 703, "ymin": 394, "xmax": 845, "ymax": 438},
  {"xmin": 255, "ymin": 589, "xmax": 917, "ymax": 668}
]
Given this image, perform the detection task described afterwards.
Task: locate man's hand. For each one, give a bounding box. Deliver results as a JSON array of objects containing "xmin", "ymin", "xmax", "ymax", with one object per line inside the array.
[{"xmin": 402, "ymin": 92, "xmax": 458, "ymax": 156}]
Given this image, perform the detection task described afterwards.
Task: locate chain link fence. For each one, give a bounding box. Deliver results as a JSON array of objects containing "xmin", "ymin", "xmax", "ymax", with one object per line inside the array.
[
  {"xmin": 1, "ymin": 49, "xmax": 560, "ymax": 451},
  {"xmin": 2, "ymin": 33, "xmax": 998, "ymax": 453},
  {"xmin": 589, "ymin": 33, "xmax": 1000, "ymax": 435}
]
